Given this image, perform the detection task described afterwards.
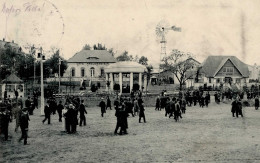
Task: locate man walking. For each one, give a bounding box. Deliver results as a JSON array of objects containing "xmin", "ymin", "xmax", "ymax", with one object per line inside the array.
[
  {"xmin": 139, "ymin": 103, "xmax": 146, "ymax": 123},
  {"xmin": 57, "ymin": 101, "xmax": 64, "ymax": 122},
  {"xmin": 106, "ymin": 96, "xmax": 112, "ymax": 110},
  {"xmin": 42, "ymin": 102, "xmax": 51, "ymax": 124},
  {"xmin": 255, "ymin": 96, "xmax": 259, "ymax": 110},
  {"xmin": 79, "ymin": 100, "xmax": 87, "ymax": 126},
  {"xmin": 19, "ymin": 107, "xmax": 30, "ymax": 145},
  {"xmin": 99, "ymin": 98, "xmax": 106, "ymax": 117}
]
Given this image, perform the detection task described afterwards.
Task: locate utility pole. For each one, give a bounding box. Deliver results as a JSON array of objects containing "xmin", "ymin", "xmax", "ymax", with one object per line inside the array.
[
  {"xmin": 58, "ymin": 58, "xmax": 62, "ymax": 94},
  {"xmin": 37, "ymin": 47, "xmax": 45, "ymax": 116}
]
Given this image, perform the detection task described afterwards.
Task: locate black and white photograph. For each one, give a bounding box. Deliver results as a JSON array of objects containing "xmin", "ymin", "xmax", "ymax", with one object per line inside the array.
[{"xmin": 0, "ymin": 0, "xmax": 260, "ymax": 162}]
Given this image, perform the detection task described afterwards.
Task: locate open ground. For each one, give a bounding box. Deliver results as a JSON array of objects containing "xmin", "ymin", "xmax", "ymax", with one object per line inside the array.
[{"xmin": 1, "ymin": 101, "xmax": 260, "ymax": 162}]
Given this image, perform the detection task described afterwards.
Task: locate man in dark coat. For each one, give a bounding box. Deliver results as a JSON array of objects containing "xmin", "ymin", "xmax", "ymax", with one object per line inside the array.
[
  {"xmin": 114, "ymin": 104, "xmax": 124, "ymax": 135},
  {"xmin": 106, "ymin": 96, "xmax": 112, "ymax": 110},
  {"xmin": 79, "ymin": 100, "xmax": 87, "ymax": 126},
  {"xmin": 155, "ymin": 96, "xmax": 160, "ymax": 111},
  {"xmin": 49, "ymin": 98, "xmax": 57, "ymax": 115},
  {"xmin": 205, "ymin": 92, "xmax": 210, "ymax": 107},
  {"xmin": 33, "ymin": 96, "xmax": 38, "ymax": 109},
  {"xmin": 71, "ymin": 106, "xmax": 78, "ymax": 133},
  {"xmin": 139, "ymin": 103, "xmax": 146, "ymax": 123},
  {"xmin": 231, "ymin": 97, "xmax": 242, "ymax": 117},
  {"xmin": 165, "ymin": 97, "xmax": 171, "ymax": 117},
  {"xmin": 0, "ymin": 101, "xmax": 11, "ymax": 141},
  {"xmin": 19, "ymin": 107, "xmax": 30, "ymax": 145},
  {"xmin": 99, "ymin": 98, "xmax": 106, "ymax": 117},
  {"xmin": 120, "ymin": 104, "xmax": 128, "ymax": 135},
  {"xmin": 15, "ymin": 89, "xmax": 19, "ymax": 100},
  {"xmin": 25, "ymin": 96, "xmax": 31, "ymax": 109},
  {"xmin": 64, "ymin": 104, "xmax": 74, "ymax": 134},
  {"xmin": 42, "ymin": 102, "xmax": 51, "ymax": 124},
  {"xmin": 255, "ymin": 96, "xmax": 259, "ymax": 110},
  {"xmin": 126, "ymin": 98, "xmax": 134, "ymax": 117},
  {"xmin": 18, "ymin": 96, "xmax": 23, "ymax": 109},
  {"xmin": 57, "ymin": 101, "xmax": 64, "ymax": 122},
  {"xmin": 181, "ymin": 98, "xmax": 186, "ymax": 114},
  {"xmin": 114, "ymin": 97, "xmax": 120, "ymax": 111}
]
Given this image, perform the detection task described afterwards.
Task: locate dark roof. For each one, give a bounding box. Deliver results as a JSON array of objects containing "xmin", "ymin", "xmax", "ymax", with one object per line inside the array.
[
  {"xmin": 67, "ymin": 50, "xmax": 116, "ymax": 63},
  {"xmin": 2, "ymin": 74, "xmax": 23, "ymax": 83},
  {"xmin": 186, "ymin": 57, "xmax": 200, "ymax": 65},
  {"xmin": 201, "ymin": 56, "xmax": 249, "ymax": 77},
  {"xmin": 186, "ymin": 70, "xmax": 197, "ymax": 79}
]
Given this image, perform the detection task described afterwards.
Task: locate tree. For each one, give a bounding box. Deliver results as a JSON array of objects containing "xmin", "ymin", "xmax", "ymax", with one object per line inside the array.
[
  {"xmin": 108, "ymin": 48, "xmax": 115, "ymax": 56},
  {"xmin": 161, "ymin": 49, "xmax": 196, "ymax": 90},
  {"xmin": 82, "ymin": 44, "xmax": 91, "ymax": 50},
  {"xmin": 44, "ymin": 49, "xmax": 68, "ymax": 78},
  {"xmin": 0, "ymin": 45, "xmax": 35, "ymax": 80},
  {"xmin": 93, "ymin": 43, "xmax": 106, "ymax": 50},
  {"xmin": 133, "ymin": 55, "xmax": 139, "ymax": 62},
  {"xmin": 138, "ymin": 56, "xmax": 148, "ymax": 66},
  {"xmin": 116, "ymin": 51, "xmax": 133, "ymax": 61}
]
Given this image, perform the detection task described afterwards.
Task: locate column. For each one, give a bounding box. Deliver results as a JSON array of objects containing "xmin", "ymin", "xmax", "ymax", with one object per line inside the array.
[
  {"xmin": 119, "ymin": 72, "xmax": 123, "ymax": 94},
  {"xmin": 130, "ymin": 72, "xmax": 133, "ymax": 92},
  {"xmin": 144, "ymin": 74, "xmax": 147, "ymax": 93},
  {"xmin": 139, "ymin": 72, "xmax": 142, "ymax": 90},
  {"xmin": 105, "ymin": 73, "xmax": 108, "ymax": 91},
  {"xmin": 109, "ymin": 73, "xmax": 113, "ymax": 91}
]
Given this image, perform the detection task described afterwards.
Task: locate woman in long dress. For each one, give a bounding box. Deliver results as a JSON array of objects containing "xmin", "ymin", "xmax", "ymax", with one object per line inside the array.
[{"xmin": 62, "ymin": 105, "xmax": 68, "ymax": 132}]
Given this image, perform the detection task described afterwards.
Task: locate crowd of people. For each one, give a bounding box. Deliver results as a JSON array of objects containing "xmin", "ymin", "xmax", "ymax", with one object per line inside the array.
[{"xmin": 1, "ymin": 89, "xmax": 259, "ymax": 145}]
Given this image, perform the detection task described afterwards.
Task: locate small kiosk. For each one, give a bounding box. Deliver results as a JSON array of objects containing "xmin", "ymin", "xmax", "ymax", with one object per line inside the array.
[{"xmin": 1, "ymin": 74, "xmax": 24, "ymax": 99}]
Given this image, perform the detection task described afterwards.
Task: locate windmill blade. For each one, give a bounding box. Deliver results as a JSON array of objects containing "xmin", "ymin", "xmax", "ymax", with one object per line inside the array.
[{"xmin": 155, "ymin": 20, "xmax": 170, "ymax": 37}]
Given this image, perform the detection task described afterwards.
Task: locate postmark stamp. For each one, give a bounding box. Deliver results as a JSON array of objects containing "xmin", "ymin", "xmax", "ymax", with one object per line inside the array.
[{"xmin": 1, "ymin": 0, "xmax": 65, "ymax": 49}]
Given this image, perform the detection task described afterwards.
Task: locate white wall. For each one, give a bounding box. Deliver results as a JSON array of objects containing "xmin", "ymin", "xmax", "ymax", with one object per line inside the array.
[{"xmin": 64, "ymin": 62, "xmax": 110, "ymax": 79}]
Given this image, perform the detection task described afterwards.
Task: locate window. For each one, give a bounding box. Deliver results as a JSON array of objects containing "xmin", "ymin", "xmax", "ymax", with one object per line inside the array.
[
  {"xmin": 216, "ymin": 79, "xmax": 220, "ymax": 83},
  {"xmin": 236, "ymin": 79, "xmax": 241, "ymax": 83},
  {"xmin": 71, "ymin": 67, "xmax": 75, "ymax": 77},
  {"xmin": 226, "ymin": 67, "xmax": 234, "ymax": 73},
  {"xmin": 209, "ymin": 78, "xmax": 212, "ymax": 83},
  {"xmin": 90, "ymin": 67, "xmax": 95, "ymax": 77},
  {"xmin": 100, "ymin": 68, "xmax": 104, "ymax": 77},
  {"xmin": 81, "ymin": 68, "xmax": 85, "ymax": 77}
]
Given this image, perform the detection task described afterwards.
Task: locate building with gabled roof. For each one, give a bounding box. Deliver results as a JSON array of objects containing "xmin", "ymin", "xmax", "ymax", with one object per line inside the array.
[
  {"xmin": 63, "ymin": 50, "xmax": 116, "ymax": 86},
  {"xmin": 192, "ymin": 56, "xmax": 249, "ymax": 89}
]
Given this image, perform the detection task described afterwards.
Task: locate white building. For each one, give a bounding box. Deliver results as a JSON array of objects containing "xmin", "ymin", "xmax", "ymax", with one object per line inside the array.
[{"xmin": 63, "ymin": 50, "xmax": 116, "ymax": 86}]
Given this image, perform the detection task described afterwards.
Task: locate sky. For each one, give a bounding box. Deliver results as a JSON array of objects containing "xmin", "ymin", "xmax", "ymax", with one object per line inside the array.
[{"xmin": 1, "ymin": 0, "xmax": 260, "ymax": 68}]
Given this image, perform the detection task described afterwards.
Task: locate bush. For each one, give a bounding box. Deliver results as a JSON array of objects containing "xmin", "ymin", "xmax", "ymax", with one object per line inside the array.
[
  {"xmin": 91, "ymin": 84, "xmax": 98, "ymax": 92},
  {"xmin": 133, "ymin": 83, "xmax": 140, "ymax": 91},
  {"xmin": 113, "ymin": 84, "xmax": 120, "ymax": 91}
]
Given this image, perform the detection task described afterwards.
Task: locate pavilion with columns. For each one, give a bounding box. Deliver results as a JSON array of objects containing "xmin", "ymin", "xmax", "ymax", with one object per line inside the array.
[{"xmin": 105, "ymin": 61, "xmax": 147, "ymax": 94}]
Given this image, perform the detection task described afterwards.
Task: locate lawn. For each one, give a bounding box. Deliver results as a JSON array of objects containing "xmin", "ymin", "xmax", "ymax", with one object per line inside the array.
[{"xmin": 1, "ymin": 101, "xmax": 260, "ymax": 162}]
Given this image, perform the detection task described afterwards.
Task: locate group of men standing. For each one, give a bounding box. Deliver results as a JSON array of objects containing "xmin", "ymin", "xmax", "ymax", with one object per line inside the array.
[
  {"xmin": 0, "ymin": 98, "xmax": 30, "ymax": 145},
  {"xmin": 113, "ymin": 95, "xmax": 146, "ymax": 135},
  {"xmin": 42, "ymin": 96, "xmax": 88, "ymax": 134}
]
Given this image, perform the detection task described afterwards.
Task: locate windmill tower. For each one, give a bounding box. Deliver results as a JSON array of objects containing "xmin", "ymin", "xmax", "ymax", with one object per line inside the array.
[{"xmin": 155, "ymin": 21, "xmax": 181, "ymax": 77}]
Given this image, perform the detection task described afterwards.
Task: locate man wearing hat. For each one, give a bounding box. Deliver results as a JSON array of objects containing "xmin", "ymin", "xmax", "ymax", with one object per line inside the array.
[
  {"xmin": 99, "ymin": 98, "xmax": 106, "ymax": 117},
  {"xmin": 255, "ymin": 96, "xmax": 259, "ymax": 110},
  {"xmin": 0, "ymin": 100, "xmax": 11, "ymax": 141},
  {"xmin": 19, "ymin": 107, "xmax": 30, "ymax": 145},
  {"xmin": 42, "ymin": 101, "xmax": 51, "ymax": 124},
  {"xmin": 64, "ymin": 104, "xmax": 76, "ymax": 134}
]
